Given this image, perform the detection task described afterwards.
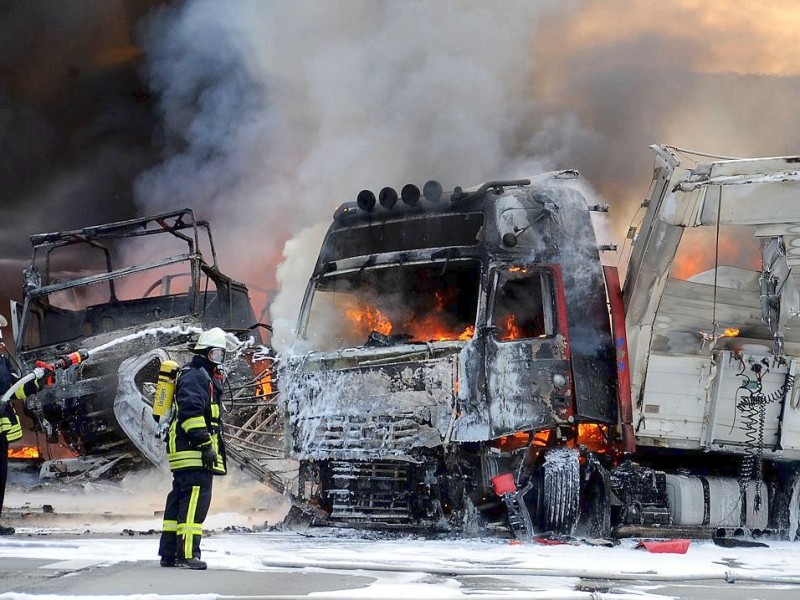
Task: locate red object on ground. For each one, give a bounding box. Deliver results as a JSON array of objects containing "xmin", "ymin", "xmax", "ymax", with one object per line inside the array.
[
  {"xmin": 635, "ymin": 539, "xmax": 691, "ymax": 554},
  {"xmin": 534, "ymin": 537, "xmax": 568, "ymax": 546},
  {"xmin": 491, "ymin": 473, "xmax": 517, "ymax": 495}
]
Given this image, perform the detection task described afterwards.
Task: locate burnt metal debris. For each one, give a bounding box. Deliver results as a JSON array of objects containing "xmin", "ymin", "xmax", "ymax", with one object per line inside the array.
[
  {"xmin": 282, "ymin": 173, "xmax": 618, "ymax": 537},
  {"xmin": 8, "ymin": 209, "xmax": 285, "ymax": 490}
]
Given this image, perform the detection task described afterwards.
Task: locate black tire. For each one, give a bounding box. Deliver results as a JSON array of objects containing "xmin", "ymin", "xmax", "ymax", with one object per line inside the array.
[{"xmin": 532, "ymin": 447, "xmax": 580, "ymax": 535}]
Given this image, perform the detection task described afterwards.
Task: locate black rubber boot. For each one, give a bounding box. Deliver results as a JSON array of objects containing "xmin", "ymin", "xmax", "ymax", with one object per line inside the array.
[
  {"xmin": 175, "ymin": 557, "xmax": 207, "ymax": 570},
  {"xmin": 159, "ymin": 556, "xmax": 176, "ymax": 567}
]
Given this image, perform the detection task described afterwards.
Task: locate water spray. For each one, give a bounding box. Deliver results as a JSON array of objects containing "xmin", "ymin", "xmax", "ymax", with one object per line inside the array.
[
  {"xmin": 0, "ymin": 325, "xmax": 206, "ymax": 406},
  {"xmin": 0, "ymin": 324, "xmax": 275, "ymax": 407}
]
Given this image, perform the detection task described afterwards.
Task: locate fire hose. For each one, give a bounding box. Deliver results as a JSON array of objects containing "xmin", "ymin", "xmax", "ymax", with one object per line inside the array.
[{"xmin": 0, "ymin": 349, "xmax": 89, "ymax": 406}]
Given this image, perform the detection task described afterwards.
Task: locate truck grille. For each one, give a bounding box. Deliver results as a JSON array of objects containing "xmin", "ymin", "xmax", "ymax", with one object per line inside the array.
[
  {"xmin": 326, "ymin": 461, "xmax": 412, "ymax": 523},
  {"xmin": 313, "ymin": 413, "xmax": 423, "ymax": 453}
]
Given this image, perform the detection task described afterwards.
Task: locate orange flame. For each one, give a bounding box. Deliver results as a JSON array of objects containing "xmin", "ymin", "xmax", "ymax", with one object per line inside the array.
[
  {"xmin": 671, "ymin": 229, "xmax": 761, "ymax": 280},
  {"xmin": 501, "ymin": 315, "xmax": 522, "ymax": 340},
  {"xmin": 494, "ymin": 431, "xmax": 531, "ymax": 451},
  {"xmin": 8, "ymin": 445, "xmax": 40, "ymax": 460},
  {"xmin": 345, "ymin": 300, "xmax": 474, "ymax": 342},
  {"xmin": 255, "ymin": 367, "xmax": 273, "ymax": 397},
  {"xmin": 576, "ymin": 423, "xmax": 609, "ymax": 453},
  {"xmin": 347, "ymin": 305, "xmax": 392, "ymax": 336},
  {"xmin": 721, "ymin": 328, "xmax": 740, "ymax": 338}
]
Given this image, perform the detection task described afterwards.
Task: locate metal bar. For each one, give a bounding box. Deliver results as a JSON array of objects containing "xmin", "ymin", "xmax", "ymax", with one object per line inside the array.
[
  {"xmin": 701, "ymin": 351, "xmax": 727, "ymax": 448},
  {"xmin": 776, "ymin": 358, "xmax": 796, "ymax": 451},
  {"xmin": 32, "ymin": 254, "xmax": 193, "ymax": 296}
]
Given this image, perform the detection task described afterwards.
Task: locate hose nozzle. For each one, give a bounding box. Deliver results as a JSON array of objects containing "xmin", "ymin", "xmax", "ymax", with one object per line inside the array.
[{"xmin": 53, "ymin": 349, "xmax": 89, "ymax": 370}]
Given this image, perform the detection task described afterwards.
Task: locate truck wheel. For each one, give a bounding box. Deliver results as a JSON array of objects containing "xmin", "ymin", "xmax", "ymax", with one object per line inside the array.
[{"xmin": 532, "ymin": 447, "xmax": 580, "ymax": 535}]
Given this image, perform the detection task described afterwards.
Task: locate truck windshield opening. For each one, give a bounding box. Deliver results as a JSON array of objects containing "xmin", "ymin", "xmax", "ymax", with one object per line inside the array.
[{"xmin": 303, "ymin": 259, "xmax": 481, "ymax": 351}]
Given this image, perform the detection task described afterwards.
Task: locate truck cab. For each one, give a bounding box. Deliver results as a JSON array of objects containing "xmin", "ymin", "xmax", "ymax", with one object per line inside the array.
[
  {"xmin": 282, "ymin": 174, "xmax": 617, "ymax": 533},
  {"xmin": 10, "ymin": 209, "xmax": 259, "ymax": 470}
]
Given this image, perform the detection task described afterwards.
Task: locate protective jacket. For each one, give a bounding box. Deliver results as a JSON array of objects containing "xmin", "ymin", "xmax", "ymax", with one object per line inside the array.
[
  {"xmin": 166, "ymin": 355, "xmax": 227, "ymax": 474},
  {"xmin": 0, "ymin": 355, "xmax": 40, "ymax": 443}
]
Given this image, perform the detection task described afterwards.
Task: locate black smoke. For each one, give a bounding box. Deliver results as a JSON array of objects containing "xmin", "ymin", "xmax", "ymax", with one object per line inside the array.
[{"xmin": 0, "ymin": 1, "xmax": 165, "ymax": 337}]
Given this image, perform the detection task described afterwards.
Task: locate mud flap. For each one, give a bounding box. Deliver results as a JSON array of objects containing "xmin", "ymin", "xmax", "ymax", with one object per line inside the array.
[
  {"xmin": 501, "ymin": 483, "xmax": 534, "ymax": 541},
  {"xmin": 490, "ymin": 473, "xmax": 534, "ymax": 540},
  {"xmin": 577, "ymin": 455, "xmax": 612, "ymax": 538},
  {"xmin": 769, "ymin": 466, "xmax": 800, "ymax": 540}
]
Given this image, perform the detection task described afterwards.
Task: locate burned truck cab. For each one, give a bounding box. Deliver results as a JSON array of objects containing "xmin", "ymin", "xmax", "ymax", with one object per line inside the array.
[
  {"xmin": 283, "ymin": 173, "xmax": 617, "ymax": 534},
  {"xmin": 10, "ymin": 209, "xmax": 260, "ymax": 471}
]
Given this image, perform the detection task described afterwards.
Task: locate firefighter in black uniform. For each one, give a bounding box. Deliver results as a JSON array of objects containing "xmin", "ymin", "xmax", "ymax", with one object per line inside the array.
[
  {"xmin": 0, "ymin": 314, "xmax": 50, "ymax": 535},
  {"xmin": 158, "ymin": 327, "xmax": 229, "ymax": 570}
]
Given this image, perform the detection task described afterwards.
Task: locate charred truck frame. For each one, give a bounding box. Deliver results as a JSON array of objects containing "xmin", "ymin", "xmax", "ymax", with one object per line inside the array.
[
  {"xmin": 10, "ymin": 209, "xmax": 259, "ymax": 472},
  {"xmin": 283, "ymin": 173, "xmax": 619, "ymax": 536}
]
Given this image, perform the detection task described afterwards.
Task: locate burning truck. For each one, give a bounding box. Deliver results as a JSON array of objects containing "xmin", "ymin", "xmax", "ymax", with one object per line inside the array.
[
  {"xmin": 6, "ymin": 209, "xmax": 283, "ymax": 487},
  {"xmin": 282, "ymin": 146, "xmax": 800, "ymax": 540},
  {"xmin": 282, "ymin": 173, "xmax": 618, "ymax": 536}
]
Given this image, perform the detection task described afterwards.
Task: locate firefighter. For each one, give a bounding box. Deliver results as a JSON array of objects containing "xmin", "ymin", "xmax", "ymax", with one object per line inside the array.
[
  {"xmin": 0, "ymin": 315, "xmax": 51, "ymax": 535},
  {"xmin": 158, "ymin": 327, "xmax": 229, "ymax": 570}
]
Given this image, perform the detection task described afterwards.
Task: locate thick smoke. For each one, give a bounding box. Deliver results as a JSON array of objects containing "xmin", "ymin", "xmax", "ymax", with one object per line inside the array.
[
  {"xmin": 134, "ymin": 0, "xmax": 573, "ymax": 348},
  {"xmin": 135, "ymin": 1, "xmax": 800, "ymax": 351},
  {"xmin": 0, "ymin": 1, "xmax": 161, "ymax": 332},
  {"xmin": 4, "ymin": 0, "xmax": 800, "ymax": 352}
]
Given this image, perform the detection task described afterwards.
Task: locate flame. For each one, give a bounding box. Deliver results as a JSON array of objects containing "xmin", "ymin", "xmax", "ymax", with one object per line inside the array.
[
  {"xmin": 494, "ymin": 431, "xmax": 531, "ymax": 451},
  {"xmin": 671, "ymin": 228, "xmax": 761, "ymax": 280},
  {"xmin": 532, "ymin": 430, "xmax": 551, "ymax": 447},
  {"xmin": 347, "ymin": 305, "xmax": 393, "ymax": 336},
  {"xmin": 8, "ymin": 445, "xmax": 40, "ymax": 460},
  {"xmin": 500, "ymin": 315, "xmax": 522, "ymax": 340},
  {"xmin": 722, "ymin": 327, "xmax": 740, "ymax": 338},
  {"xmin": 345, "ymin": 298, "xmax": 474, "ymax": 342},
  {"xmin": 255, "ymin": 365, "xmax": 273, "ymax": 397},
  {"xmin": 576, "ymin": 423, "xmax": 609, "ymax": 453}
]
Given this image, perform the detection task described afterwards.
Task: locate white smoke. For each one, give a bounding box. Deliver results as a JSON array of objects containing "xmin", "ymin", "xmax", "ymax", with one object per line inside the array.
[
  {"xmin": 134, "ymin": 0, "xmax": 585, "ymax": 340},
  {"xmin": 270, "ymin": 222, "xmax": 327, "ymax": 351}
]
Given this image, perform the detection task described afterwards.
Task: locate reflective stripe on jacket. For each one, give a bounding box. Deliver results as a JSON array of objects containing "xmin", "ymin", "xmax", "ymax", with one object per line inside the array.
[
  {"xmin": 166, "ymin": 355, "xmax": 227, "ymax": 475},
  {"xmin": 0, "ymin": 355, "xmax": 30, "ymax": 443},
  {"xmin": 0, "ymin": 408, "xmax": 22, "ymax": 442}
]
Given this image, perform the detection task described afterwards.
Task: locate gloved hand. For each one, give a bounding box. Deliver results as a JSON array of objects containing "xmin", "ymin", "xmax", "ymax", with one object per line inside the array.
[
  {"xmin": 32, "ymin": 366, "xmax": 54, "ymax": 386},
  {"xmin": 33, "ymin": 362, "xmax": 55, "ymax": 386},
  {"xmin": 200, "ymin": 445, "xmax": 217, "ymax": 468}
]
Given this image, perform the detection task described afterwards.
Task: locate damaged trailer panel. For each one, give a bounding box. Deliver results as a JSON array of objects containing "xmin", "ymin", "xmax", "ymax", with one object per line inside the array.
[
  {"xmin": 618, "ymin": 145, "xmax": 800, "ymax": 539},
  {"xmin": 282, "ymin": 174, "xmax": 618, "ymax": 535}
]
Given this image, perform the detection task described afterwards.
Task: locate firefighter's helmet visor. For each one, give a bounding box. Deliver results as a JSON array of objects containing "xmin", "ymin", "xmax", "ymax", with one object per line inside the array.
[{"xmin": 207, "ymin": 348, "xmax": 226, "ymax": 364}]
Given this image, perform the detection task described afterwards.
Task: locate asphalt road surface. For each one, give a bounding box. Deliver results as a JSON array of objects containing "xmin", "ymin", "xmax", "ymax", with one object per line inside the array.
[{"xmin": 1, "ymin": 535, "xmax": 800, "ymax": 600}]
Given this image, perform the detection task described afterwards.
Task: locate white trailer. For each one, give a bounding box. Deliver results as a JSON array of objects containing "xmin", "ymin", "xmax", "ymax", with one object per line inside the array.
[{"xmin": 621, "ymin": 145, "xmax": 800, "ymax": 537}]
